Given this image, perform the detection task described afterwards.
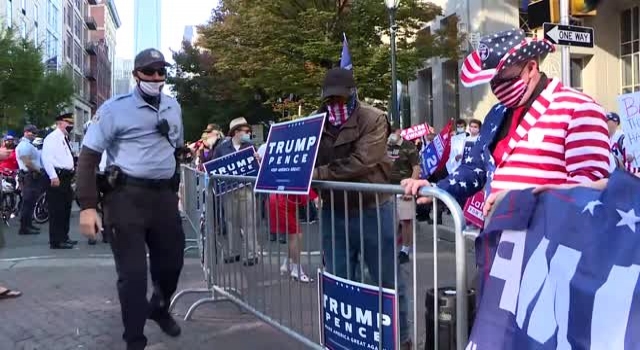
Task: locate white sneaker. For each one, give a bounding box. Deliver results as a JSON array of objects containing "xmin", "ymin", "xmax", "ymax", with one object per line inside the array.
[
  {"xmin": 290, "ymin": 266, "xmax": 313, "ymax": 283},
  {"xmin": 280, "ymin": 258, "xmax": 290, "ymax": 274}
]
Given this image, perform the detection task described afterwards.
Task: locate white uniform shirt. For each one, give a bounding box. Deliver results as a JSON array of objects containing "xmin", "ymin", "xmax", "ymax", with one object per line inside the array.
[
  {"xmin": 42, "ymin": 128, "xmax": 75, "ymax": 179},
  {"xmin": 99, "ymin": 151, "xmax": 108, "ymax": 172}
]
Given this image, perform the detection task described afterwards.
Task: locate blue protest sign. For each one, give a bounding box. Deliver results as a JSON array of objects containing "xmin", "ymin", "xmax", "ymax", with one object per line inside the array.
[
  {"xmin": 254, "ymin": 113, "xmax": 325, "ymax": 194},
  {"xmin": 319, "ymin": 270, "xmax": 397, "ymax": 350},
  {"xmin": 202, "ymin": 147, "xmax": 259, "ymax": 196}
]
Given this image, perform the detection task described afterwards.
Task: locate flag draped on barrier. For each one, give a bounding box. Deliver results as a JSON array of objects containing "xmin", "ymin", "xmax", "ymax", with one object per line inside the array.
[
  {"xmin": 419, "ymin": 120, "xmax": 452, "ymax": 179},
  {"xmin": 468, "ymin": 170, "xmax": 640, "ymax": 349}
]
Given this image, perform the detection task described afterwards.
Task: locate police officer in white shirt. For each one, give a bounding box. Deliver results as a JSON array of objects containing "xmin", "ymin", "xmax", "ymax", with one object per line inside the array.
[
  {"xmin": 41, "ymin": 113, "xmax": 77, "ymax": 249},
  {"xmin": 76, "ymin": 48, "xmax": 184, "ymax": 350},
  {"xmin": 15, "ymin": 125, "xmax": 45, "ymax": 236}
]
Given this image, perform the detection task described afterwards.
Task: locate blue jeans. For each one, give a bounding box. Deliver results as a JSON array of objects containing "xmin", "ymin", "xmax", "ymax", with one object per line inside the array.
[{"xmin": 321, "ymin": 200, "xmax": 409, "ymax": 343}]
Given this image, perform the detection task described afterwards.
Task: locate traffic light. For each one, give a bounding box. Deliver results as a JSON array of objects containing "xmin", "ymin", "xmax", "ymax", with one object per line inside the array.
[{"xmin": 570, "ymin": 0, "xmax": 601, "ymax": 16}]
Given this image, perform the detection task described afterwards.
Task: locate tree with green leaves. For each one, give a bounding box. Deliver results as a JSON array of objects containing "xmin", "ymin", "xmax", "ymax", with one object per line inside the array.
[
  {"xmin": 197, "ymin": 0, "xmax": 463, "ymax": 114},
  {"xmin": 25, "ymin": 67, "xmax": 75, "ymax": 127},
  {"xmin": 0, "ymin": 28, "xmax": 74, "ymax": 130},
  {"xmin": 168, "ymin": 40, "xmax": 277, "ymax": 141}
]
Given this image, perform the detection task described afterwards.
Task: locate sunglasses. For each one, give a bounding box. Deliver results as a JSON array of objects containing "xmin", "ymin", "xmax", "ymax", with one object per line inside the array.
[{"xmin": 138, "ymin": 67, "xmax": 167, "ymax": 76}]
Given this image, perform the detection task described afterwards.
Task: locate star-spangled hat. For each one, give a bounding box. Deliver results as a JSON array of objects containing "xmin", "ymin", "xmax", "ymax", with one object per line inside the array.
[{"xmin": 460, "ymin": 29, "xmax": 556, "ymax": 87}]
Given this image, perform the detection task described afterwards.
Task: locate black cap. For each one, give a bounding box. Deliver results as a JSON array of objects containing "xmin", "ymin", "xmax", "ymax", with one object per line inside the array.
[
  {"xmin": 55, "ymin": 112, "xmax": 74, "ymax": 123},
  {"xmin": 134, "ymin": 48, "xmax": 171, "ymax": 70},
  {"xmin": 321, "ymin": 68, "xmax": 356, "ymax": 99},
  {"xmin": 24, "ymin": 124, "xmax": 38, "ymax": 133},
  {"xmin": 607, "ymin": 112, "xmax": 621, "ymax": 124}
]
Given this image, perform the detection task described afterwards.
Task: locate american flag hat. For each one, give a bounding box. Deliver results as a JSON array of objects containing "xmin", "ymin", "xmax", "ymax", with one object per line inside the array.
[{"xmin": 460, "ymin": 29, "xmax": 556, "ymax": 87}]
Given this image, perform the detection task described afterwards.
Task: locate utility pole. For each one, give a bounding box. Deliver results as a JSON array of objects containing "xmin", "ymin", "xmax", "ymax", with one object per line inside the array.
[{"xmin": 560, "ymin": 0, "xmax": 571, "ymax": 86}]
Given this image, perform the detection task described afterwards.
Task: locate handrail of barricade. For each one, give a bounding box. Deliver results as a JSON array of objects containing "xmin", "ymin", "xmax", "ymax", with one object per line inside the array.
[
  {"xmin": 170, "ymin": 173, "xmax": 469, "ymax": 350},
  {"xmin": 170, "ymin": 165, "xmax": 213, "ymax": 307}
]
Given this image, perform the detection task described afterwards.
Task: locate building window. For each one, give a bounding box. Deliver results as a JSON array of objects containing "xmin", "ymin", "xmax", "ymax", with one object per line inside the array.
[
  {"xmin": 66, "ymin": 2, "xmax": 73, "ymax": 28},
  {"xmin": 73, "ymin": 70, "xmax": 82, "ymax": 95},
  {"xmin": 74, "ymin": 14, "xmax": 82, "ymax": 39},
  {"xmin": 21, "ymin": 18, "xmax": 27, "ymax": 38},
  {"xmin": 570, "ymin": 58, "xmax": 584, "ymax": 91},
  {"xmin": 65, "ymin": 32, "xmax": 72, "ymax": 59},
  {"xmin": 621, "ymin": 6, "xmax": 640, "ymax": 94},
  {"xmin": 6, "ymin": 0, "xmax": 12, "ymax": 28},
  {"xmin": 74, "ymin": 41, "xmax": 82, "ymax": 68},
  {"xmin": 48, "ymin": 1, "xmax": 58, "ymax": 29},
  {"xmin": 46, "ymin": 30, "xmax": 58, "ymax": 59}
]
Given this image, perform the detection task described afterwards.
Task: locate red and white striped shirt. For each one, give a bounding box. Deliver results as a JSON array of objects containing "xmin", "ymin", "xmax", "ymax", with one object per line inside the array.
[{"xmin": 490, "ymin": 78, "xmax": 610, "ymax": 193}]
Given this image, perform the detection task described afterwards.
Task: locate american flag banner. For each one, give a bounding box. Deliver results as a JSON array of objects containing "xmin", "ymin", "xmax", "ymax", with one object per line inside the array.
[
  {"xmin": 468, "ymin": 170, "xmax": 640, "ymax": 349},
  {"xmin": 419, "ymin": 120, "xmax": 452, "ymax": 178}
]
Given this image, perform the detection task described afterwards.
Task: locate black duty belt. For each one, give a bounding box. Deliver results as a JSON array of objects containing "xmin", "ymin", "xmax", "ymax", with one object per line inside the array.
[
  {"xmin": 55, "ymin": 168, "xmax": 75, "ymax": 176},
  {"xmin": 117, "ymin": 174, "xmax": 173, "ymax": 190}
]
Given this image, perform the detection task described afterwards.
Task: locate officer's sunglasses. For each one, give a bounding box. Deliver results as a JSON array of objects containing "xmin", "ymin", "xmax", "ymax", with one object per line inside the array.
[{"xmin": 138, "ymin": 67, "xmax": 167, "ymax": 76}]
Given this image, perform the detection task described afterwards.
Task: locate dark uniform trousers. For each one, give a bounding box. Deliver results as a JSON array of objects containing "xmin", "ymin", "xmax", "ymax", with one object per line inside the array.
[
  {"xmin": 103, "ymin": 183, "xmax": 185, "ymax": 347},
  {"xmin": 47, "ymin": 169, "xmax": 74, "ymax": 243},
  {"xmin": 20, "ymin": 171, "xmax": 45, "ymax": 231}
]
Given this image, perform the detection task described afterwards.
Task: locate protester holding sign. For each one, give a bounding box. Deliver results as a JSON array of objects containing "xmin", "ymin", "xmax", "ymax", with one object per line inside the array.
[
  {"xmin": 402, "ymin": 28, "xmax": 611, "ymax": 302},
  {"xmin": 211, "ymin": 117, "xmax": 261, "ymax": 266},
  {"xmin": 311, "ymin": 67, "xmax": 410, "ymax": 349}
]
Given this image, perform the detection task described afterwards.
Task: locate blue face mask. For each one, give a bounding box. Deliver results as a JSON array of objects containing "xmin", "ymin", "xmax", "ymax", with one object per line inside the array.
[{"xmin": 240, "ymin": 133, "xmax": 252, "ymax": 143}]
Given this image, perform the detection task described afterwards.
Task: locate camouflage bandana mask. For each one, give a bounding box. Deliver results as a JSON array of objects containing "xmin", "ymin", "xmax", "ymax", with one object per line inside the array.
[{"xmin": 326, "ymin": 92, "xmax": 357, "ymax": 127}]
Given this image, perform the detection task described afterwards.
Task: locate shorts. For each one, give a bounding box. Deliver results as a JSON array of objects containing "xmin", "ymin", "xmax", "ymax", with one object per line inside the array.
[{"xmin": 396, "ymin": 195, "xmax": 415, "ymax": 221}]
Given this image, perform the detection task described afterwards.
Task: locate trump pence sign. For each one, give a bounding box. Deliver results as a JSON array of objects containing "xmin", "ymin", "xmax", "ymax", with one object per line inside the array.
[{"xmin": 254, "ymin": 113, "xmax": 325, "ymax": 194}]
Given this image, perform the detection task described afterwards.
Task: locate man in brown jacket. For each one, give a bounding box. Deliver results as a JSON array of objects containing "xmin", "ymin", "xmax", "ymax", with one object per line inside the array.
[{"xmin": 313, "ymin": 68, "xmax": 410, "ymax": 348}]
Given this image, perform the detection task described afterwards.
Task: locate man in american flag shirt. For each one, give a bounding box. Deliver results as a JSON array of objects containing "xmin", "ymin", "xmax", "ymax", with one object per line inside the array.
[{"xmin": 402, "ymin": 28, "xmax": 611, "ymax": 300}]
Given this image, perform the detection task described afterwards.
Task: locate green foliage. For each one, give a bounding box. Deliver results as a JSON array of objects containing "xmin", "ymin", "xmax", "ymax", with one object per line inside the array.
[
  {"xmin": 198, "ymin": 0, "xmax": 464, "ymax": 113},
  {"xmin": 25, "ymin": 68, "xmax": 75, "ymax": 127},
  {"xmin": 0, "ymin": 28, "xmax": 74, "ymax": 130},
  {"xmin": 168, "ymin": 40, "xmax": 277, "ymax": 141}
]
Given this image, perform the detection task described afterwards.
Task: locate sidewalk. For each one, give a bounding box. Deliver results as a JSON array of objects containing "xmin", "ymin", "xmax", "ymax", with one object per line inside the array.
[
  {"xmin": 0, "ymin": 209, "xmax": 471, "ymax": 350},
  {"xmin": 0, "ymin": 212, "xmax": 304, "ymax": 350}
]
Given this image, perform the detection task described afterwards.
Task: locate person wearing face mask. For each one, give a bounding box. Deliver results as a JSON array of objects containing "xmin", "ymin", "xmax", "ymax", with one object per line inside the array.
[
  {"xmin": 313, "ymin": 68, "xmax": 411, "ymax": 349},
  {"xmin": 401, "ymin": 29, "xmax": 610, "ymax": 302},
  {"xmin": 15, "ymin": 126, "xmax": 45, "ymax": 237},
  {"xmin": 42, "ymin": 114, "xmax": 79, "ymax": 249},
  {"xmin": 387, "ymin": 127, "xmax": 420, "ymax": 265},
  {"xmin": 211, "ymin": 117, "xmax": 261, "ymax": 266},
  {"xmin": 75, "ymin": 48, "xmax": 186, "ymax": 350}
]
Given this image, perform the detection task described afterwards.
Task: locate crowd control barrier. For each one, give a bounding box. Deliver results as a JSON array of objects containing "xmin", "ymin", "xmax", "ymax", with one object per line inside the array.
[
  {"xmin": 170, "ymin": 168, "xmax": 471, "ymax": 350},
  {"xmin": 179, "ymin": 166, "xmax": 206, "ymax": 255}
]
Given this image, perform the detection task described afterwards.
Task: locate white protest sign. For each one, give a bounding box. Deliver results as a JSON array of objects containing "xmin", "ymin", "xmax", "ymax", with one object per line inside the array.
[{"xmin": 617, "ymin": 92, "xmax": 640, "ymax": 168}]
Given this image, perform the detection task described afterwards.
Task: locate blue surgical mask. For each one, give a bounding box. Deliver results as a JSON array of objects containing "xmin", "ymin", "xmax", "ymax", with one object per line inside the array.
[{"xmin": 240, "ymin": 134, "xmax": 252, "ymax": 143}]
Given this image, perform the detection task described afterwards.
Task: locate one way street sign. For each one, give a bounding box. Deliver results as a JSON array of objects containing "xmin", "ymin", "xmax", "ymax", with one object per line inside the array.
[{"xmin": 543, "ymin": 23, "xmax": 594, "ymax": 48}]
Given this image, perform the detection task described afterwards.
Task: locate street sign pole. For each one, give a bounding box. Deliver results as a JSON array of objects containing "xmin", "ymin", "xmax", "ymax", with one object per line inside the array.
[{"xmin": 560, "ymin": 0, "xmax": 571, "ymax": 86}]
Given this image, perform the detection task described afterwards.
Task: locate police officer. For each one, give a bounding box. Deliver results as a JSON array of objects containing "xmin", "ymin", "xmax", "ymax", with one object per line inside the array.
[
  {"xmin": 15, "ymin": 125, "xmax": 45, "ymax": 236},
  {"xmin": 76, "ymin": 48, "xmax": 185, "ymax": 350},
  {"xmin": 42, "ymin": 114, "xmax": 78, "ymax": 248}
]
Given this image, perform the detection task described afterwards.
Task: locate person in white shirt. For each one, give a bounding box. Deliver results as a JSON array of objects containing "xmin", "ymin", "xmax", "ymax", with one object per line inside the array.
[
  {"xmin": 606, "ymin": 112, "xmax": 633, "ymax": 173},
  {"xmin": 446, "ymin": 119, "xmax": 482, "ymax": 174},
  {"xmin": 41, "ymin": 113, "xmax": 77, "ymax": 249},
  {"xmin": 15, "ymin": 125, "xmax": 45, "ymax": 236}
]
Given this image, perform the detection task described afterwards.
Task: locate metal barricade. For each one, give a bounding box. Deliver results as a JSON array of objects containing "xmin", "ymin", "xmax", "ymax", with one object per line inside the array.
[
  {"xmin": 180, "ymin": 166, "xmax": 205, "ymax": 254},
  {"xmin": 171, "ymin": 173, "xmax": 470, "ymax": 350}
]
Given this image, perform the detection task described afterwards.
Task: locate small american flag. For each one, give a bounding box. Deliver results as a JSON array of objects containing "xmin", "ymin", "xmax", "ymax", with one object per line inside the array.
[{"xmin": 460, "ymin": 29, "xmax": 555, "ymax": 87}]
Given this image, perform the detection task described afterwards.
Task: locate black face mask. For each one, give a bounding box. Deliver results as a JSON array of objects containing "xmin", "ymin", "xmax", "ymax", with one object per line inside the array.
[{"xmin": 66, "ymin": 125, "xmax": 74, "ymax": 134}]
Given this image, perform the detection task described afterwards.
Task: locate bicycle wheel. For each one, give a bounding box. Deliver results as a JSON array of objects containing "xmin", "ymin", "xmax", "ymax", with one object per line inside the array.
[{"xmin": 33, "ymin": 193, "xmax": 49, "ymax": 224}]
